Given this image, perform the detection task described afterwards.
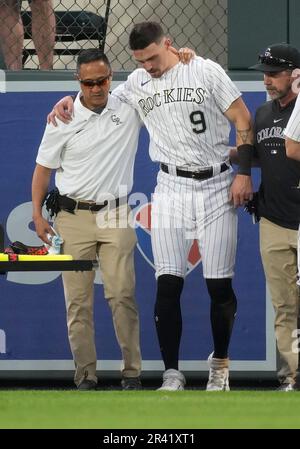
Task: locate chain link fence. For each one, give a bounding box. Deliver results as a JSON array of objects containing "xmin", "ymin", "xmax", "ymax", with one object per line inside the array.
[{"xmin": 0, "ymin": 0, "xmax": 227, "ymax": 71}]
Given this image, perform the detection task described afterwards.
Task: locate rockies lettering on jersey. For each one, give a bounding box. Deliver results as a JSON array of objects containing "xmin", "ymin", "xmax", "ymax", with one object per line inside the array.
[{"xmin": 138, "ymin": 87, "xmax": 206, "ymax": 117}]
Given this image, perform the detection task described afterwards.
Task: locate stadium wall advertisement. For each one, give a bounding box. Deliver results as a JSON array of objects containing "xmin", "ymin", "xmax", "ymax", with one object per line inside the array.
[{"xmin": 0, "ymin": 80, "xmax": 277, "ymax": 377}]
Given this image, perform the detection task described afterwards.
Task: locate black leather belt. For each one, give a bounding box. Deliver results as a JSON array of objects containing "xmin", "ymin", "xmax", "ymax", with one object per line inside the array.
[
  {"xmin": 160, "ymin": 162, "xmax": 229, "ymax": 180},
  {"xmin": 58, "ymin": 195, "xmax": 122, "ymax": 213}
]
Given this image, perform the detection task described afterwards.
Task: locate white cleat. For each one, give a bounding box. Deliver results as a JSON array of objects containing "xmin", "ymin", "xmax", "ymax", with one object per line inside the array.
[
  {"xmin": 277, "ymin": 383, "xmax": 294, "ymax": 391},
  {"xmin": 206, "ymin": 352, "xmax": 230, "ymax": 391},
  {"xmin": 157, "ymin": 369, "xmax": 186, "ymax": 391}
]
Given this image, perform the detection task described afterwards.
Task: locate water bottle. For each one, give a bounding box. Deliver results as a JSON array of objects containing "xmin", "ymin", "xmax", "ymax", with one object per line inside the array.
[{"xmin": 45, "ymin": 233, "xmax": 64, "ymax": 255}]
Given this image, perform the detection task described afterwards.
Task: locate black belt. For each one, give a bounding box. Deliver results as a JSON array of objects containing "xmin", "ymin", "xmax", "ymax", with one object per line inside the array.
[
  {"xmin": 58, "ymin": 195, "xmax": 122, "ymax": 213},
  {"xmin": 160, "ymin": 163, "xmax": 229, "ymax": 180}
]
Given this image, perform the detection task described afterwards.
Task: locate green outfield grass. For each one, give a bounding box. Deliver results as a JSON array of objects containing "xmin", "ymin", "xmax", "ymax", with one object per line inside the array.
[{"xmin": 1, "ymin": 390, "xmax": 300, "ymax": 429}]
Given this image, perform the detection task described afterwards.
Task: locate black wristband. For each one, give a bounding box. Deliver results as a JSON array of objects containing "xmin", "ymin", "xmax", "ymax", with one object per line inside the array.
[{"xmin": 237, "ymin": 144, "xmax": 254, "ymax": 176}]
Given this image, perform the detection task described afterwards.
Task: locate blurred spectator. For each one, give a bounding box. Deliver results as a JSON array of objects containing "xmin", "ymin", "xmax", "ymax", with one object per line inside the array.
[{"xmin": 0, "ymin": 0, "xmax": 55, "ymax": 70}]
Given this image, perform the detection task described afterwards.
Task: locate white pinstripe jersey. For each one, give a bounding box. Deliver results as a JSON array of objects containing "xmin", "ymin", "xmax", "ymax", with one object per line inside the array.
[
  {"xmin": 285, "ymin": 93, "xmax": 300, "ymax": 141},
  {"xmin": 113, "ymin": 56, "xmax": 241, "ymax": 169}
]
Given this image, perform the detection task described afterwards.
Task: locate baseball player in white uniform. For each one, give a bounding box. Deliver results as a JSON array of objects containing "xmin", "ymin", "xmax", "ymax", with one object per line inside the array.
[
  {"xmin": 285, "ymin": 88, "xmax": 300, "ymax": 390},
  {"xmin": 285, "ymin": 90, "xmax": 300, "ymax": 158},
  {"xmin": 121, "ymin": 22, "xmax": 253, "ymax": 391},
  {"xmin": 285, "ymin": 92, "xmax": 300, "ymax": 285},
  {"xmin": 48, "ymin": 22, "xmax": 254, "ymax": 391}
]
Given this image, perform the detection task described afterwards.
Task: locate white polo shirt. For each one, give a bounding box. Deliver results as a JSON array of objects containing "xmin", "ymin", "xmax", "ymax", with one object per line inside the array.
[{"xmin": 36, "ymin": 93, "xmax": 142, "ymax": 202}]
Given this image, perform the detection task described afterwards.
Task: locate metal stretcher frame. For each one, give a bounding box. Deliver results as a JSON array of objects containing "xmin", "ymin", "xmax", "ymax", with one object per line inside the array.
[
  {"xmin": 0, "ymin": 225, "xmax": 97, "ymax": 272},
  {"xmin": 0, "ymin": 260, "xmax": 97, "ymax": 273}
]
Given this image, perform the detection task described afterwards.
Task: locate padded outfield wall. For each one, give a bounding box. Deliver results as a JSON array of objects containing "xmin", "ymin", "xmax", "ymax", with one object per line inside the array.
[{"xmin": 0, "ymin": 70, "xmax": 278, "ymax": 380}]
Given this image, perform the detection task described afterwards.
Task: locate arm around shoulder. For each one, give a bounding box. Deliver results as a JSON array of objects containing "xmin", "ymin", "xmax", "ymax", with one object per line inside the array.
[{"xmin": 47, "ymin": 95, "xmax": 76, "ymax": 126}]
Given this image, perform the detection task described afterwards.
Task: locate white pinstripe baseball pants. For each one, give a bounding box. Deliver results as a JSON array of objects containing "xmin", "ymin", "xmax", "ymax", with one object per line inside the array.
[{"xmin": 151, "ymin": 167, "xmax": 237, "ymax": 279}]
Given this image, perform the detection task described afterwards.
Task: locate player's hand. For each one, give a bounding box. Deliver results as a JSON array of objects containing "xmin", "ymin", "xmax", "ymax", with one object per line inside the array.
[
  {"xmin": 47, "ymin": 96, "xmax": 74, "ymax": 127},
  {"xmin": 178, "ymin": 47, "xmax": 196, "ymax": 64},
  {"xmin": 169, "ymin": 46, "xmax": 196, "ymax": 64},
  {"xmin": 33, "ymin": 216, "xmax": 54, "ymax": 244},
  {"xmin": 229, "ymin": 174, "xmax": 253, "ymax": 208}
]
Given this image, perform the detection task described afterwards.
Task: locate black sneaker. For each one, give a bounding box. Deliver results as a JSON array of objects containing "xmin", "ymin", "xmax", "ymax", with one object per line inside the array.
[
  {"xmin": 77, "ymin": 379, "xmax": 97, "ymax": 391},
  {"xmin": 121, "ymin": 377, "xmax": 142, "ymax": 390}
]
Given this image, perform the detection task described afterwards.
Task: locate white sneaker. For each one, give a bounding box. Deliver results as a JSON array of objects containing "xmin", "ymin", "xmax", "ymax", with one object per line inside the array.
[
  {"xmin": 277, "ymin": 383, "xmax": 294, "ymax": 391},
  {"xmin": 206, "ymin": 352, "xmax": 230, "ymax": 391},
  {"xmin": 157, "ymin": 369, "xmax": 186, "ymax": 391}
]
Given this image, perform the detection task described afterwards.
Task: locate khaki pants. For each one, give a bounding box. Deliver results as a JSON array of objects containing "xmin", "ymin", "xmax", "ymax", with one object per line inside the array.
[
  {"xmin": 55, "ymin": 205, "xmax": 141, "ymax": 386},
  {"xmin": 260, "ymin": 217, "xmax": 299, "ymax": 385}
]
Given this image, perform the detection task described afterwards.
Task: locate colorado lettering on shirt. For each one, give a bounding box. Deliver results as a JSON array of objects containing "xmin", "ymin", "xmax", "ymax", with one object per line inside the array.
[
  {"xmin": 257, "ymin": 126, "xmax": 285, "ymax": 143},
  {"xmin": 138, "ymin": 87, "xmax": 206, "ymax": 117}
]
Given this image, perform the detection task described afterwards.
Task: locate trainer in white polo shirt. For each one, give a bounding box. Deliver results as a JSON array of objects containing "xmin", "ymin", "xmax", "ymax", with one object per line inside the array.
[
  {"xmin": 36, "ymin": 92, "xmax": 140, "ymax": 203},
  {"xmin": 32, "ymin": 50, "xmax": 143, "ymax": 392}
]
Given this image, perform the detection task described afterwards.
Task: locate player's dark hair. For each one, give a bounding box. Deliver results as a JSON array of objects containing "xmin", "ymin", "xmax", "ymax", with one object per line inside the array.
[
  {"xmin": 76, "ymin": 49, "xmax": 111, "ymax": 73},
  {"xmin": 129, "ymin": 22, "xmax": 165, "ymax": 50}
]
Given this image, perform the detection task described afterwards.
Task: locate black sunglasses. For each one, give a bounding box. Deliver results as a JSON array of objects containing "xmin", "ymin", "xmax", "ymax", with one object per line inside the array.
[
  {"xmin": 78, "ymin": 74, "xmax": 111, "ymax": 87},
  {"xmin": 259, "ymin": 55, "xmax": 295, "ymax": 68}
]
